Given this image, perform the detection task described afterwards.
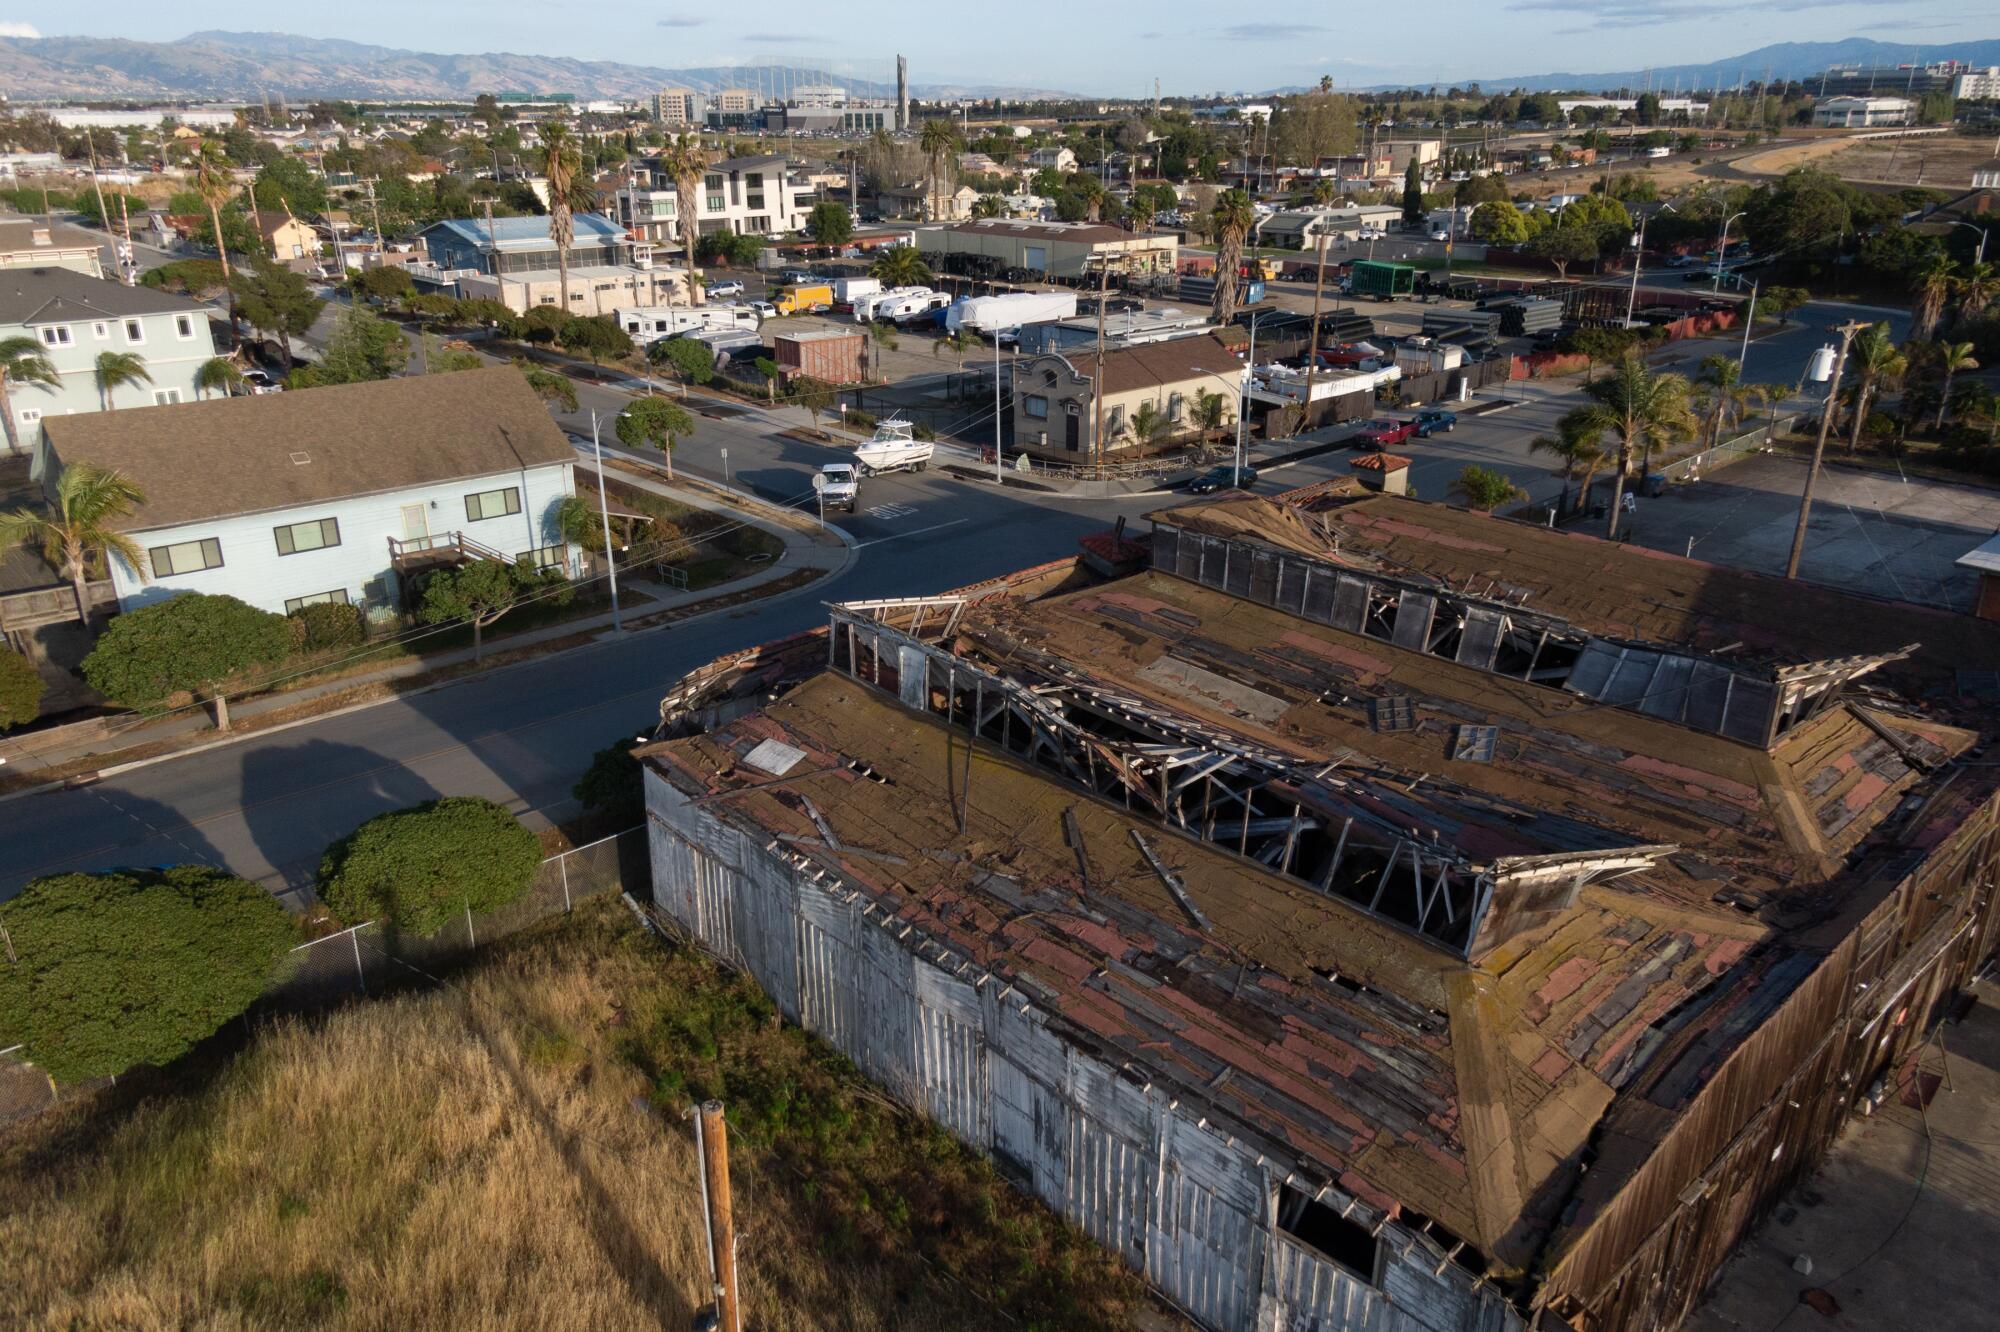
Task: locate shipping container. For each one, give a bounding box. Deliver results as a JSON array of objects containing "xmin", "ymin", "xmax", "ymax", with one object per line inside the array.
[
  {"xmin": 773, "ymin": 329, "xmax": 867, "ymax": 384},
  {"xmin": 1349, "ymin": 261, "xmax": 1417, "ymax": 300}
]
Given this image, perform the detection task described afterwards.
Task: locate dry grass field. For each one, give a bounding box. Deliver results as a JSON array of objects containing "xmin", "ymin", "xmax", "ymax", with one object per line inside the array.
[{"xmin": 0, "ymin": 902, "xmax": 1160, "ymax": 1331}]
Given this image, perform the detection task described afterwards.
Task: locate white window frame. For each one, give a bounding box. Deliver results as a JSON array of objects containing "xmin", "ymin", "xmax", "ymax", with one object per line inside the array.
[
  {"xmin": 173, "ymin": 314, "xmax": 196, "ymax": 340},
  {"xmin": 151, "ymin": 388, "xmax": 183, "ymax": 406},
  {"xmin": 17, "ymin": 407, "xmax": 41, "ymax": 424},
  {"xmin": 122, "ymin": 318, "xmax": 146, "ymax": 345},
  {"xmin": 38, "ymin": 325, "xmax": 71, "ymax": 347},
  {"xmin": 91, "ymin": 321, "xmax": 109, "ymax": 340}
]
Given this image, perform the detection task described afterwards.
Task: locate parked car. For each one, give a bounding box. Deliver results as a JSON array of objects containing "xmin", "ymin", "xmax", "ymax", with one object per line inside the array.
[
  {"xmin": 706, "ymin": 279, "xmax": 745, "ymax": 298},
  {"xmin": 242, "ymin": 369, "xmax": 283, "ymax": 395},
  {"xmin": 749, "ymin": 301, "xmax": 778, "ymax": 321},
  {"xmin": 1428, "ymin": 228, "xmax": 1451, "ymax": 242},
  {"xmin": 1412, "ymin": 409, "xmax": 1457, "ymax": 437},
  {"xmin": 1188, "ymin": 464, "xmax": 1259, "ymax": 494},
  {"xmin": 780, "ymin": 268, "xmax": 820, "ymax": 285},
  {"xmin": 1352, "ymin": 419, "xmax": 1416, "ymax": 451}
]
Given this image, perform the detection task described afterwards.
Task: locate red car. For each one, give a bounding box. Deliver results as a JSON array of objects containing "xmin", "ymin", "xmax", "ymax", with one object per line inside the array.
[{"xmin": 1352, "ymin": 418, "xmax": 1416, "ymax": 451}]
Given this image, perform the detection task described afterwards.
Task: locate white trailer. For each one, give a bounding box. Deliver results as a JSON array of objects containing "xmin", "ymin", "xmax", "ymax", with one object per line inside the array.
[
  {"xmin": 943, "ymin": 290, "xmax": 1079, "ymax": 336},
  {"xmin": 880, "ymin": 290, "xmax": 951, "ymax": 324},
  {"xmin": 615, "ymin": 304, "xmax": 761, "ymax": 345},
  {"xmin": 852, "ymin": 286, "xmax": 930, "ymax": 321},
  {"xmin": 833, "ymin": 276, "xmax": 881, "ymax": 304}
]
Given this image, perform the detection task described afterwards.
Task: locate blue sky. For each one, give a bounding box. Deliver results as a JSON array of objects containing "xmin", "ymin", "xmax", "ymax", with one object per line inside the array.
[{"xmin": 0, "ymin": 3, "xmax": 1991, "ymax": 93}]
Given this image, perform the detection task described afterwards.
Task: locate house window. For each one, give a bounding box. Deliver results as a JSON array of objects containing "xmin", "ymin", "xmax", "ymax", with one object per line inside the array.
[
  {"xmin": 1023, "ymin": 394, "xmax": 1049, "ymax": 419},
  {"xmin": 17, "ymin": 408, "xmax": 40, "ymax": 425},
  {"xmin": 522, "ymin": 544, "xmax": 567, "ymax": 570},
  {"xmin": 274, "ymin": 516, "xmax": 341, "ymax": 556},
  {"xmin": 149, "ymin": 537, "xmax": 224, "ymax": 576},
  {"xmin": 91, "ymin": 321, "xmax": 109, "ymax": 340},
  {"xmin": 151, "ymin": 389, "xmax": 183, "ymax": 406},
  {"xmin": 1276, "ymin": 1184, "xmax": 1381, "ymax": 1284},
  {"xmin": 284, "ymin": 588, "xmax": 351, "ymax": 614},
  {"xmin": 123, "ymin": 319, "xmax": 145, "ymax": 344},
  {"xmin": 1169, "ymin": 391, "xmax": 1185, "ymax": 421},
  {"xmin": 464, "ymin": 487, "xmax": 522, "ymax": 522},
  {"xmin": 174, "ymin": 314, "xmax": 196, "ymax": 339},
  {"xmin": 1106, "ymin": 406, "xmax": 1124, "ymax": 436},
  {"xmin": 38, "ymin": 325, "xmax": 71, "ymax": 347}
]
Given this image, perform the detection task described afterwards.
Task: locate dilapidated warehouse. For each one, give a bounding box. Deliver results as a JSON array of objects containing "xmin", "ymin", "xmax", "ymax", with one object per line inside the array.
[{"xmin": 639, "ymin": 491, "xmax": 2000, "ymax": 1332}]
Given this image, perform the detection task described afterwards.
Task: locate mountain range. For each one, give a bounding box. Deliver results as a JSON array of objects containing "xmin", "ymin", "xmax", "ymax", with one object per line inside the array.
[
  {"xmin": 0, "ymin": 31, "xmax": 1071, "ymax": 103},
  {"xmin": 0, "ymin": 31, "xmax": 1995, "ymax": 105}
]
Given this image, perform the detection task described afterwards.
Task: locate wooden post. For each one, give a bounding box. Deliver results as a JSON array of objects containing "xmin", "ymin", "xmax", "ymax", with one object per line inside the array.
[{"xmin": 698, "ymin": 1100, "xmax": 741, "ymax": 1332}]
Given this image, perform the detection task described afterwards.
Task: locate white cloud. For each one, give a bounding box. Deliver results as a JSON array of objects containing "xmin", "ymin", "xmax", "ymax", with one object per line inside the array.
[{"xmin": 0, "ymin": 22, "xmax": 42, "ymax": 38}]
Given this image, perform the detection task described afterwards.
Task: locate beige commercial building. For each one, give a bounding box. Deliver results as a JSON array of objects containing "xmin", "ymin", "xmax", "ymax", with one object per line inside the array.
[
  {"xmin": 457, "ymin": 265, "xmax": 687, "ymax": 319},
  {"xmin": 1009, "ymin": 330, "xmax": 1241, "ymax": 462},
  {"xmin": 654, "ymin": 88, "xmax": 701, "ymax": 125},
  {"xmin": 917, "ymin": 218, "xmax": 1177, "ymax": 279}
]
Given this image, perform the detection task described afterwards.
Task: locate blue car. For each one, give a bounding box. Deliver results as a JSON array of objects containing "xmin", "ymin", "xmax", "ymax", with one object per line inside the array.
[
  {"xmin": 1189, "ymin": 465, "xmax": 1259, "ymax": 494},
  {"xmin": 1412, "ymin": 409, "xmax": 1457, "ymax": 437}
]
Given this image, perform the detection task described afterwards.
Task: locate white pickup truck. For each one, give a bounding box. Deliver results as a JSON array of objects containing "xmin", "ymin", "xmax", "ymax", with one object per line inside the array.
[{"xmin": 815, "ymin": 462, "xmax": 859, "ymax": 512}]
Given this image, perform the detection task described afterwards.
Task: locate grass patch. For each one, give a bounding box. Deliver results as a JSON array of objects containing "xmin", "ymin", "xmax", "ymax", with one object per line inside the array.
[{"xmin": 0, "ymin": 900, "xmax": 1165, "ymax": 1331}]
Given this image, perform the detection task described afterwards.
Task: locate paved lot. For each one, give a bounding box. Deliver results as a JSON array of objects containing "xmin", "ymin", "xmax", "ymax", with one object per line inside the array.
[
  {"xmin": 1688, "ymin": 981, "xmax": 2000, "ymax": 1332},
  {"xmin": 1620, "ymin": 455, "xmax": 2000, "ymax": 612}
]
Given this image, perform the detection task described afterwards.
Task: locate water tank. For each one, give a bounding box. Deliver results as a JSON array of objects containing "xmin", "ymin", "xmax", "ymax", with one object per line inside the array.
[{"xmin": 1806, "ymin": 345, "xmax": 1838, "ymax": 383}]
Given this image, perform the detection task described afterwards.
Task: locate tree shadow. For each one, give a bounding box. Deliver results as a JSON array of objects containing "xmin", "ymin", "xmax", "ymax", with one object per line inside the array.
[
  {"xmin": 0, "ymin": 786, "xmax": 230, "ymax": 905},
  {"xmin": 237, "ymin": 739, "xmax": 443, "ymax": 906}
]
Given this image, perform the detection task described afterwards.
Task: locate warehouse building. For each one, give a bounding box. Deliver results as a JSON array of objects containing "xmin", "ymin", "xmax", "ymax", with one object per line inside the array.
[
  {"xmin": 639, "ymin": 491, "xmax": 2000, "ymax": 1332},
  {"xmin": 916, "ymin": 218, "xmax": 1179, "ymax": 279}
]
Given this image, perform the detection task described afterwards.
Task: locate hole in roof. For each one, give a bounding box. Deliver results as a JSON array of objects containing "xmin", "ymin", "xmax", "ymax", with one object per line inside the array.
[{"xmin": 289, "ymin": 452, "xmax": 311, "ymax": 465}]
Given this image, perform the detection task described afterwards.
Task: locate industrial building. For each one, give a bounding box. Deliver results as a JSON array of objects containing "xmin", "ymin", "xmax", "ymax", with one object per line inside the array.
[
  {"xmin": 1810, "ymin": 95, "xmax": 1914, "ymax": 128},
  {"xmin": 916, "ymin": 218, "xmax": 1179, "ymax": 279},
  {"xmin": 639, "ymin": 488, "xmax": 2000, "ymax": 1332},
  {"xmin": 1810, "ymin": 60, "xmax": 1980, "ymax": 98}
]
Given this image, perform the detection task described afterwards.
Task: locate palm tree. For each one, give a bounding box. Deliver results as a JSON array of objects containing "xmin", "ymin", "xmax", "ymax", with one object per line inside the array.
[
  {"xmin": 658, "ymin": 132, "xmax": 711, "ymax": 306},
  {"xmin": 1190, "ymin": 388, "xmax": 1232, "ymax": 443},
  {"xmin": 1955, "ymin": 261, "xmax": 1999, "ymax": 324},
  {"xmin": 1843, "ymin": 324, "xmax": 1906, "ymax": 452},
  {"xmin": 1693, "ymin": 354, "xmax": 1755, "ymax": 448},
  {"xmin": 870, "ymin": 245, "xmax": 933, "ymax": 288},
  {"xmin": 194, "ymin": 355, "xmax": 244, "ymax": 400},
  {"xmin": 1209, "ymin": 188, "xmax": 1256, "ymax": 325},
  {"xmin": 540, "ymin": 119, "xmax": 577, "ymax": 315},
  {"xmin": 93, "ymin": 351, "xmax": 152, "ymax": 411},
  {"xmin": 1130, "ymin": 399, "xmax": 1168, "ymax": 448},
  {"xmin": 1933, "ymin": 341, "xmax": 1979, "ymax": 431},
  {"xmin": 1528, "ymin": 406, "xmax": 1609, "ymax": 519},
  {"xmin": 0, "ymin": 335, "xmax": 59, "ymax": 456},
  {"xmin": 1311, "ymin": 177, "xmax": 1337, "ymax": 207},
  {"xmin": 1911, "ymin": 255, "xmax": 1958, "ymax": 342},
  {"xmin": 192, "ymin": 139, "xmax": 235, "ymax": 281},
  {"xmin": 1573, "ymin": 352, "xmax": 1697, "ymax": 538},
  {"xmin": 0, "ymin": 462, "xmax": 148, "ymax": 620},
  {"xmin": 918, "ymin": 119, "xmax": 960, "ymax": 220}
]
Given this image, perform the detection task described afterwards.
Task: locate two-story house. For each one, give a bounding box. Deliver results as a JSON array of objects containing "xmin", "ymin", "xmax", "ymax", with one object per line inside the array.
[
  {"xmin": 0, "ymin": 267, "xmax": 220, "ymax": 452},
  {"xmin": 611, "ymin": 154, "xmax": 815, "ymax": 249},
  {"xmin": 38, "ymin": 367, "xmax": 579, "ymax": 618},
  {"xmin": 413, "ymin": 215, "xmax": 682, "ymax": 317},
  {"xmin": 0, "ymin": 217, "xmax": 110, "ymax": 278}
]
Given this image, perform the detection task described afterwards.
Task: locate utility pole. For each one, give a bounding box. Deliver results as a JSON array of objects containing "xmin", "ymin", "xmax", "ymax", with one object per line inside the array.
[
  {"xmin": 1090, "ymin": 258, "xmax": 1110, "ymax": 469},
  {"xmin": 589, "ymin": 411, "xmax": 623, "ymax": 631},
  {"xmin": 116, "ymin": 194, "xmax": 136, "ymax": 285},
  {"xmin": 993, "ymin": 331, "xmax": 1004, "ymax": 484},
  {"xmin": 1303, "ymin": 230, "xmax": 1329, "ymax": 435},
  {"xmin": 1737, "ymin": 280, "xmax": 1758, "ymax": 373},
  {"xmin": 1785, "ymin": 320, "xmax": 1866, "ymax": 580},
  {"xmin": 695, "ymin": 1101, "xmax": 741, "ymax": 1332}
]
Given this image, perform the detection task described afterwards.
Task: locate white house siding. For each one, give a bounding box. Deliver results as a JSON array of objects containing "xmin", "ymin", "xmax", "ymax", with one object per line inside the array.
[
  {"xmin": 642, "ymin": 766, "xmax": 1524, "ymax": 1332},
  {"xmin": 10, "ymin": 307, "xmax": 219, "ymax": 446},
  {"xmin": 107, "ymin": 462, "xmax": 576, "ymax": 615}
]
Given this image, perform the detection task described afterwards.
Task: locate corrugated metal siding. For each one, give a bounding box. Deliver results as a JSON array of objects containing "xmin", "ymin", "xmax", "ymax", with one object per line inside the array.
[
  {"xmin": 1151, "ymin": 1115, "xmax": 1265, "ymax": 1330},
  {"xmin": 859, "ymin": 923, "xmax": 918, "ymax": 1095},
  {"xmin": 795, "ymin": 888, "xmax": 859, "ymax": 1045},
  {"xmin": 1067, "ymin": 1102, "xmax": 1151, "ymax": 1263},
  {"xmin": 1262, "ymin": 1233, "xmax": 1399, "ymax": 1332},
  {"xmin": 914, "ymin": 964, "xmax": 989, "ymax": 1148}
]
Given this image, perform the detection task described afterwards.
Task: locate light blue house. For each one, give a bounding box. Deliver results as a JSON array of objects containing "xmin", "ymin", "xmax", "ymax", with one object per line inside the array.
[
  {"xmin": 411, "ymin": 214, "xmax": 677, "ymax": 317},
  {"xmin": 0, "ymin": 266, "xmax": 220, "ymax": 453},
  {"xmin": 39, "ymin": 367, "xmax": 579, "ymax": 620}
]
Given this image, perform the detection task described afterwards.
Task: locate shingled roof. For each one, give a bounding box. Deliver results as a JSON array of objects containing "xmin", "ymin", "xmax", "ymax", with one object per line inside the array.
[{"xmin": 42, "ymin": 366, "xmax": 574, "ymax": 533}]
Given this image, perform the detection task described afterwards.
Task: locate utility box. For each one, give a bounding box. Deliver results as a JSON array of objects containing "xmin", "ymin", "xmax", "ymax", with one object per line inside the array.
[{"xmin": 773, "ymin": 329, "xmax": 867, "ymax": 384}]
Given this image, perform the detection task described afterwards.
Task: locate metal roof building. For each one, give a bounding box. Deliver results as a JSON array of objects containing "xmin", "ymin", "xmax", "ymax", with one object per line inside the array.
[{"xmin": 637, "ymin": 491, "xmax": 2000, "ymax": 1332}]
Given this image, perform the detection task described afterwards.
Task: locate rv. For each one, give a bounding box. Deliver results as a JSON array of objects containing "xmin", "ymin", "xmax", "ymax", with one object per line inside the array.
[
  {"xmin": 853, "ymin": 286, "xmax": 931, "ymax": 321},
  {"xmin": 615, "ymin": 305, "xmax": 761, "ymax": 345}
]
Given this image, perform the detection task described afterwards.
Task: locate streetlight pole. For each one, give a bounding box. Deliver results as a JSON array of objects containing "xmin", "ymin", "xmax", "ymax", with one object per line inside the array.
[
  {"xmin": 588, "ymin": 410, "xmax": 623, "ymax": 631},
  {"xmin": 1737, "ymin": 279, "xmax": 1758, "ymax": 372},
  {"xmin": 1785, "ymin": 319, "xmax": 1866, "ymax": 580},
  {"xmin": 1951, "ymin": 219, "xmax": 1990, "ymax": 265},
  {"xmin": 1712, "ymin": 209, "xmax": 1746, "ymax": 293},
  {"xmin": 1235, "ymin": 309, "xmax": 1259, "ymax": 476},
  {"xmin": 1624, "ymin": 202, "xmax": 1674, "ymax": 328},
  {"xmin": 993, "ymin": 330, "xmax": 1004, "ymax": 484}
]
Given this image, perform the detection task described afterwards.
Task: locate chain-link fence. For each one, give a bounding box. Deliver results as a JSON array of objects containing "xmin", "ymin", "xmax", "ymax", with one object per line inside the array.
[
  {"xmin": 1, "ymin": 828, "xmax": 648, "ymax": 1126},
  {"xmin": 1656, "ymin": 415, "xmax": 1797, "ymax": 484}
]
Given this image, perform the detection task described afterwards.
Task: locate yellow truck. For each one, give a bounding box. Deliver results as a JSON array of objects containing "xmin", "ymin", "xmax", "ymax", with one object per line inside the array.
[{"xmin": 772, "ymin": 283, "xmax": 835, "ymax": 316}]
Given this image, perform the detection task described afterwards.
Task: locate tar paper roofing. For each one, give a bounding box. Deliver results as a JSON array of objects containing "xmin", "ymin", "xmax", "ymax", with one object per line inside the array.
[{"xmin": 43, "ymin": 366, "xmax": 575, "ymax": 533}]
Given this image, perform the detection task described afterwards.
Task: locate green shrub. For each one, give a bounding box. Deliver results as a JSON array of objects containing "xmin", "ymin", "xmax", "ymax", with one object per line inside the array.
[
  {"xmin": 572, "ymin": 736, "xmax": 645, "ymax": 825},
  {"xmin": 0, "ymin": 867, "xmax": 296, "ymax": 1082},
  {"xmin": 82, "ymin": 592, "xmax": 293, "ymax": 710},
  {"xmin": 0, "ymin": 647, "xmax": 44, "ymax": 730},
  {"xmin": 288, "ymin": 600, "xmax": 366, "ymax": 651},
  {"xmin": 318, "ymin": 797, "xmax": 543, "ymax": 935}
]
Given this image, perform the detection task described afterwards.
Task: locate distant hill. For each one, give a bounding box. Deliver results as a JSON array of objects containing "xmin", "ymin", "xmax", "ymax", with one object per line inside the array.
[
  {"xmin": 1460, "ymin": 37, "xmax": 2000, "ymax": 95},
  {"xmin": 0, "ymin": 30, "xmax": 1076, "ymax": 103}
]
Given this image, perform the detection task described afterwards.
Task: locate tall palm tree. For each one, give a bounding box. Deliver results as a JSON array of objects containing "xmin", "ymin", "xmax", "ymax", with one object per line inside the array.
[
  {"xmin": 1528, "ymin": 406, "xmax": 1609, "ymax": 518},
  {"xmin": 0, "ymin": 335, "xmax": 59, "ymax": 456},
  {"xmin": 1933, "ymin": 340, "xmax": 1979, "ymax": 430},
  {"xmin": 1955, "ymin": 261, "xmax": 1998, "ymax": 323},
  {"xmin": 192, "ymin": 139, "xmax": 235, "ymax": 282},
  {"xmin": 94, "ymin": 351, "xmax": 152, "ymax": 411},
  {"xmin": 1910, "ymin": 254, "xmax": 1958, "ymax": 342},
  {"xmin": 1572, "ymin": 352, "xmax": 1697, "ymax": 538},
  {"xmin": 918, "ymin": 119, "xmax": 960, "ymax": 220},
  {"xmin": 1693, "ymin": 354, "xmax": 1755, "ymax": 448},
  {"xmin": 869, "ymin": 245, "xmax": 933, "ymax": 288},
  {"xmin": 0, "ymin": 462, "xmax": 148, "ymax": 620},
  {"xmin": 540, "ymin": 119, "xmax": 577, "ymax": 315},
  {"xmin": 1843, "ymin": 324, "xmax": 1906, "ymax": 452},
  {"xmin": 1209, "ymin": 188, "xmax": 1255, "ymax": 325},
  {"xmin": 1311, "ymin": 177, "xmax": 1337, "ymax": 207},
  {"xmin": 658, "ymin": 132, "xmax": 711, "ymax": 306},
  {"xmin": 194, "ymin": 355, "xmax": 244, "ymax": 400}
]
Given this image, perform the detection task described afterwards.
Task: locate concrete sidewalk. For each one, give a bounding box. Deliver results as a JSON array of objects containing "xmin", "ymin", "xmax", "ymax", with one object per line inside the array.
[{"xmin": 0, "ymin": 473, "xmax": 852, "ymax": 782}]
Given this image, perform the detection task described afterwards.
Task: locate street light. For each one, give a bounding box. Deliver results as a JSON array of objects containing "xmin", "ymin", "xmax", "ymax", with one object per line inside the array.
[
  {"xmin": 1625, "ymin": 201, "xmax": 1676, "ymax": 328},
  {"xmin": 1713, "ymin": 209, "xmax": 1746, "ymax": 293},
  {"xmin": 588, "ymin": 409, "xmax": 624, "ymax": 632},
  {"xmin": 1950, "ymin": 219, "xmax": 1990, "ymax": 265}
]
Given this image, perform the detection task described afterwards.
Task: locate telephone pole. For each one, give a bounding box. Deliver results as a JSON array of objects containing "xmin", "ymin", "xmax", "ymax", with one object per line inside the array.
[
  {"xmin": 1090, "ymin": 258, "xmax": 1111, "ymax": 469},
  {"xmin": 1303, "ymin": 230, "xmax": 1330, "ymax": 434},
  {"xmin": 1785, "ymin": 320, "xmax": 1866, "ymax": 580},
  {"xmin": 695, "ymin": 1101, "xmax": 741, "ymax": 1332}
]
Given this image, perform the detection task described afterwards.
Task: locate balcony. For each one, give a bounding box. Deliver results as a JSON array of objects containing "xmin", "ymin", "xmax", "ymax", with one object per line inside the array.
[
  {"xmin": 0, "ymin": 580, "xmax": 115, "ymax": 632},
  {"xmin": 387, "ymin": 531, "xmax": 510, "ymax": 573}
]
